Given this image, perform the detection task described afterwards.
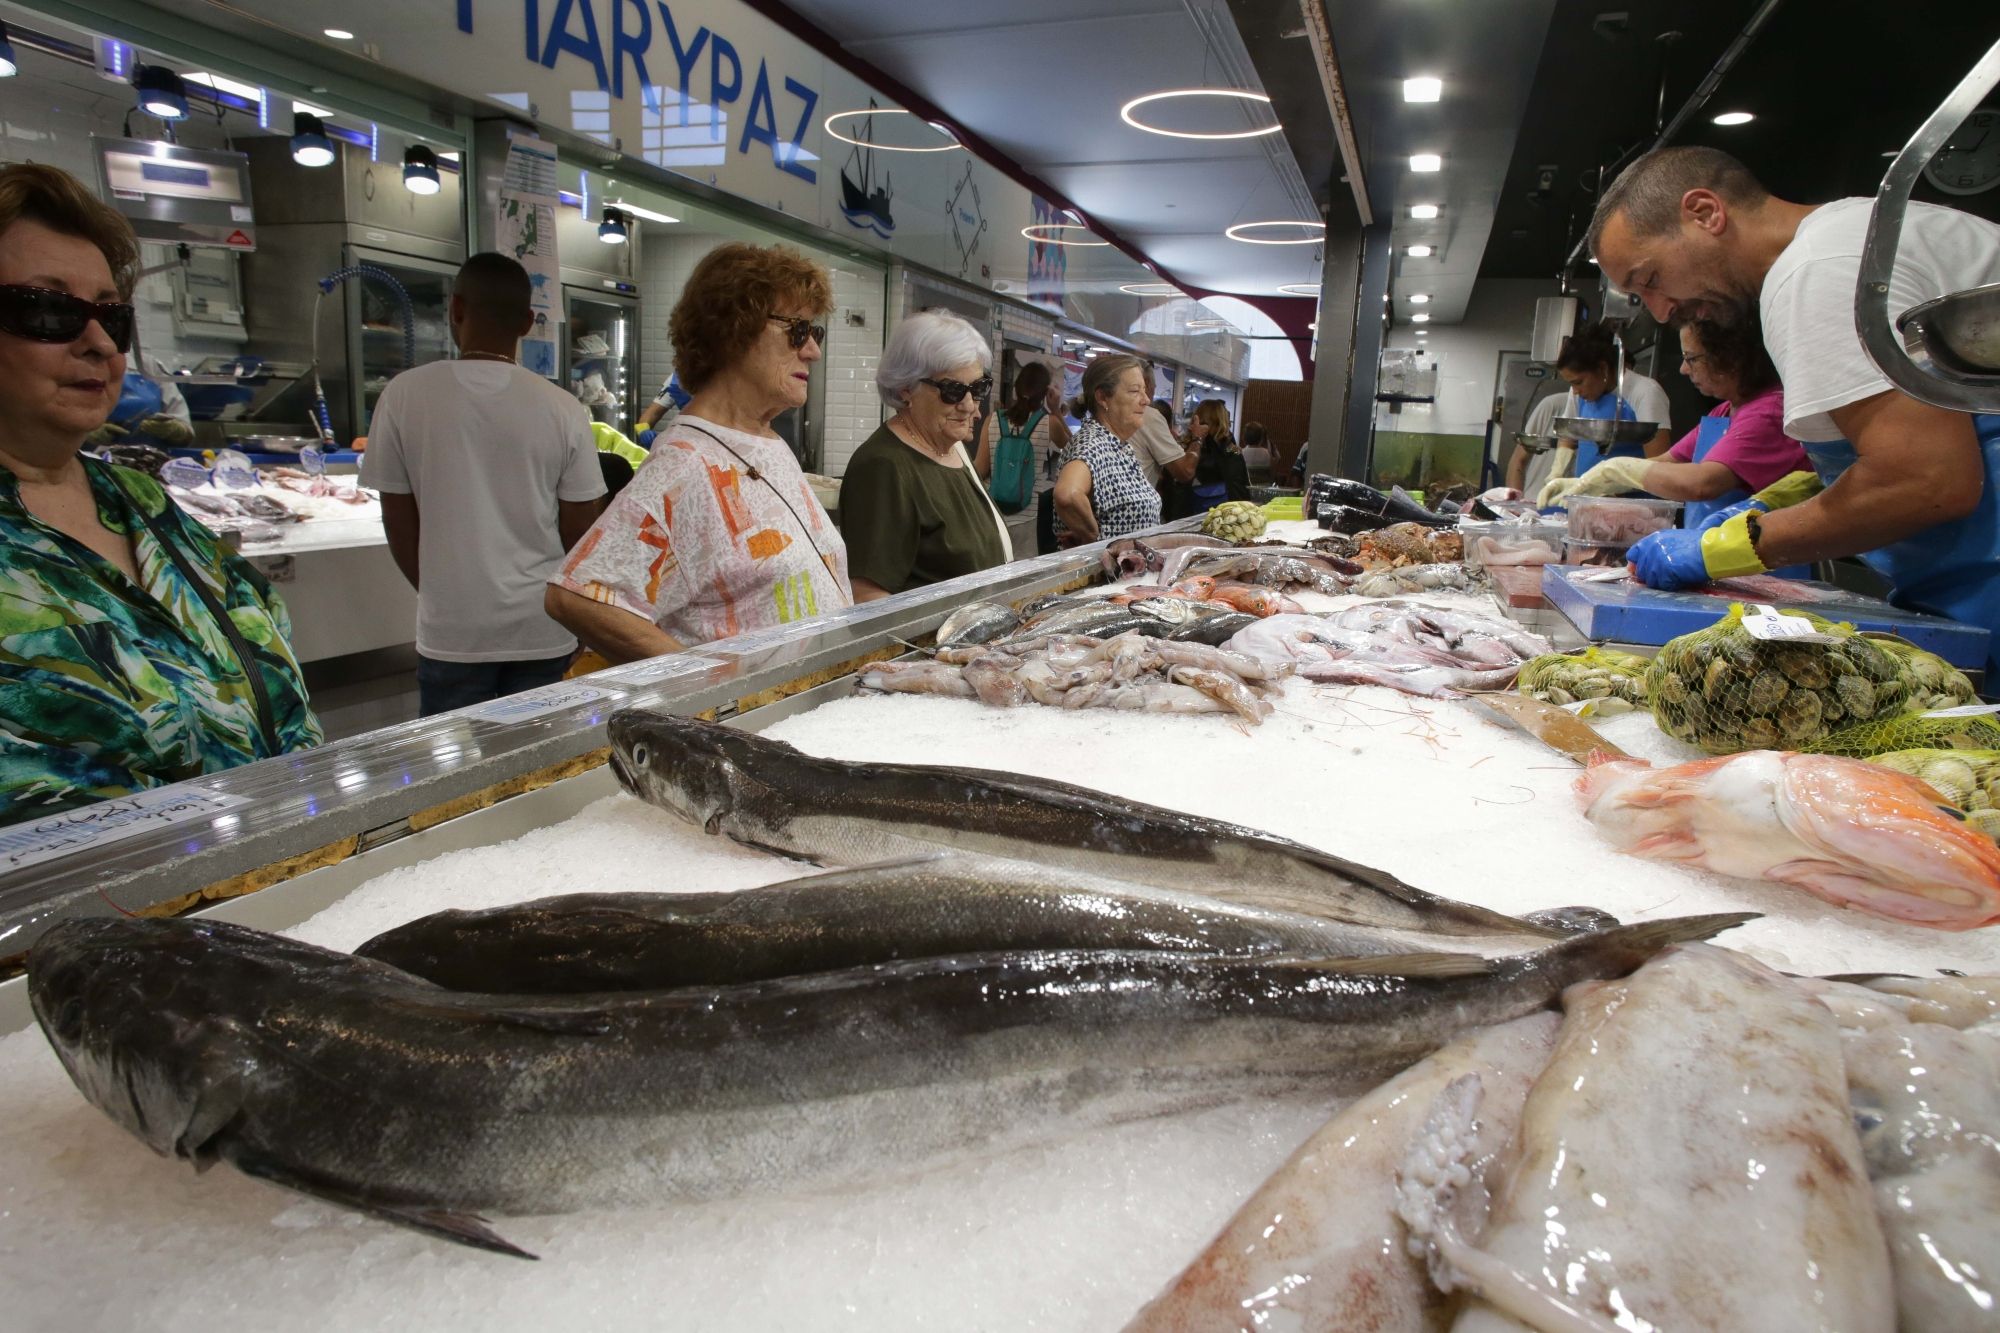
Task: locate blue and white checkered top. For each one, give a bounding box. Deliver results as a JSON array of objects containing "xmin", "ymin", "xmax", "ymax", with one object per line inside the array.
[{"xmin": 1053, "ymin": 418, "xmax": 1162, "ymax": 543}]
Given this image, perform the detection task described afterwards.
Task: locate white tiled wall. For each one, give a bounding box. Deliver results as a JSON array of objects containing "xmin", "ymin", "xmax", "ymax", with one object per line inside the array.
[{"xmin": 637, "ymin": 230, "xmax": 885, "ymax": 478}]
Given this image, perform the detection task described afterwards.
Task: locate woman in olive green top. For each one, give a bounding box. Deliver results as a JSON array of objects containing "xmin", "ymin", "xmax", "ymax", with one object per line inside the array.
[{"xmin": 840, "ymin": 311, "xmax": 1011, "ymax": 599}]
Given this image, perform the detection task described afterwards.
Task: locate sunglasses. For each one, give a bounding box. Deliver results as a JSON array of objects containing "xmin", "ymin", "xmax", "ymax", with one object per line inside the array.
[
  {"xmin": 766, "ymin": 313, "xmax": 829, "ymax": 349},
  {"xmin": 0, "ymin": 284, "xmax": 135, "ymax": 353},
  {"xmin": 920, "ymin": 374, "xmax": 994, "ymax": 406}
]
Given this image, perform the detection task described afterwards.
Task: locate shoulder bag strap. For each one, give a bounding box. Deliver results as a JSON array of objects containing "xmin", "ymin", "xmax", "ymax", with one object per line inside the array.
[
  {"xmin": 127, "ymin": 488, "xmax": 282, "ymax": 755},
  {"xmin": 954, "ymin": 440, "xmax": 1014, "ymax": 564}
]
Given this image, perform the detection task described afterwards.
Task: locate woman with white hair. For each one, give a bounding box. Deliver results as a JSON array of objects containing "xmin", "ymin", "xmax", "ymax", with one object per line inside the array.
[{"xmin": 839, "ymin": 309, "xmax": 1012, "ymax": 601}]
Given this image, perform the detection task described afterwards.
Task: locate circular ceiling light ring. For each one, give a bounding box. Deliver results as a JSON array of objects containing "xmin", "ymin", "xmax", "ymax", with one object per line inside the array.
[
  {"xmin": 1119, "ymin": 282, "xmax": 1181, "ymax": 296},
  {"xmin": 1120, "ymin": 88, "xmax": 1282, "ymax": 141},
  {"xmin": 1225, "ymin": 220, "xmax": 1326, "ymax": 246},
  {"xmin": 823, "ymin": 108, "xmax": 963, "ymax": 153},
  {"xmin": 1276, "ymin": 283, "xmax": 1321, "ymax": 296},
  {"xmin": 1021, "ymin": 224, "xmax": 1109, "ymax": 247}
]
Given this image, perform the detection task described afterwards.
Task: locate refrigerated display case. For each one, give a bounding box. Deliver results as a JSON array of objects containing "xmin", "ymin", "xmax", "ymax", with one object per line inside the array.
[
  {"xmin": 350, "ymin": 246, "xmax": 458, "ymax": 437},
  {"xmin": 564, "ymin": 285, "xmax": 640, "ymax": 427}
]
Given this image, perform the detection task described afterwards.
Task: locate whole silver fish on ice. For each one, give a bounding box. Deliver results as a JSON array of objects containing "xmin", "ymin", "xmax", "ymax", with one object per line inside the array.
[
  {"xmin": 605, "ymin": 710, "xmax": 1584, "ymax": 952},
  {"xmin": 27, "ymin": 912, "xmax": 1739, "ymax": 1259}
]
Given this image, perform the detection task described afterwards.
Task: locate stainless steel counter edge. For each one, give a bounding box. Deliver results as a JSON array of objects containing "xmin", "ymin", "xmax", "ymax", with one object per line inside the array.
[{"xmin": 0, "ymin": 530, "xmax": 1183, "ymax": 956}]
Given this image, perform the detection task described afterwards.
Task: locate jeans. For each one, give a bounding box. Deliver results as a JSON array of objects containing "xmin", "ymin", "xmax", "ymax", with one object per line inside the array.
[{"xmin": 416, "ymin": 651, "xmax": 574, "ymax": 717}]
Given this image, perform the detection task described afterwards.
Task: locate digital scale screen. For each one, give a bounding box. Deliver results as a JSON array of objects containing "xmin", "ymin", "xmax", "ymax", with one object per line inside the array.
[{"xmin": 93, "ymin": 136, "xmax": 255, "ymax": 249}]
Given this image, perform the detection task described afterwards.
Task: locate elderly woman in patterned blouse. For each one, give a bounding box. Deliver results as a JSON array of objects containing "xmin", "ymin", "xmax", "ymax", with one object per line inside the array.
[
  {"xmin": 546, "ymin": 242, "xmax": 852, "ymax": 664},
  {"xmin": 0, "ymin": 164, "xmax": 320, "ymax": 826},
  {"xmin": 1052, "ymin": 353, "xmax": 1162, "ymax": 545}
]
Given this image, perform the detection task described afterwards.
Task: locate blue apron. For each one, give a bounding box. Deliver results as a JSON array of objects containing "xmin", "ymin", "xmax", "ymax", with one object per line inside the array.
[
  {"xmin": 1687, "ymin": 411, "xmax": 1812, "ymax": 579},
  {"xmin": 1570, "ymin": 391, "xmax": 1641, "ymax": 474},
  {"xmin": 1190, "ymin": 481, "xmax": 1229, "ymax": 512},
  {"xmin": 1801, "ymin": 411, "xmax": 2000, "ymax": 676}
]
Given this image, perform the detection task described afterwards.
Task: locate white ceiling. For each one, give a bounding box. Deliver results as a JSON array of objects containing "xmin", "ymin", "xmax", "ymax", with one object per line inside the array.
[{"xmin": 788, "ymin": 0, "xmax": 1325, "ymax": 300}]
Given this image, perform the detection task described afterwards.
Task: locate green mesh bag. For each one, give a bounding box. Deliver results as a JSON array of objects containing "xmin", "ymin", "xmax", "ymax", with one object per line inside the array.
[
  {"xmin": 1857, "ymin": 633, "xmax": 1979, "ymax": 712},
  {"xmin": 1645, "ymin": 603, "xmax": 1909, "ymax": 754},
  {"xmin": 1867, "ymin": 748, "xmax": 2000, "ymax": 843},
  {"xmin": 1517, "ymin": 647, "xmax": 1651, "ymax": 708},
  {"xmin": 1802, "ymin": 710, "xmax": 2000, "ymax": 758}
]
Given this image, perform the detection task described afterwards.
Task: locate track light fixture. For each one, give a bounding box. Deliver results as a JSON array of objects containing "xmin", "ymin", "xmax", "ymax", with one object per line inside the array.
[{"xmin": 403, "ymin": 144, "xmax": 441, "ymax": 195}]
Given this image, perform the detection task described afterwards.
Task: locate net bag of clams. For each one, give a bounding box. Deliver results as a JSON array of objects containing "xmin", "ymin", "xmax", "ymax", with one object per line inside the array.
[
  {"xmin": 1865, "ymin": 749, "xmax": 2000, "ymax": 843},
  {"xmin": 1855, "ymin": 634, "xmax": 1978, "ymax": 711},
  {"xmin": 1644, "ymin": 604, "xmax": 1910, "ymax": 754},
  {"xmin": 1517, "ymin": 647, "xmax": 1651, "ymax": 708},
  {"xmin": 1801, "ymin": 709, "xmax": 2000, "ymax": 758}
]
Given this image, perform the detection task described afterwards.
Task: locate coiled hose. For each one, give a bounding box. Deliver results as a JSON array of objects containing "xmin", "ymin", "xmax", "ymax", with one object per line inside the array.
[{"xmin": 309, "ymin": 264, "xmax": 416, "ymax": 445}]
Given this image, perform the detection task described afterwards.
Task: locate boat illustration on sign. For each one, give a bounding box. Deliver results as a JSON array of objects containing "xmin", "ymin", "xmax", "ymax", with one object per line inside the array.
[{"xmin": 840, "ymin": 106, "xmax": 895, "ymax": 239}]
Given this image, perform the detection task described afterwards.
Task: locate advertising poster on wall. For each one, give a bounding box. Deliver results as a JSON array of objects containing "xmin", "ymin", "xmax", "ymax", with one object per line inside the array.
[
  {"xmin": 497, "ymin": 134, "xmax": 563, "ymax": 378},
  {"xmin": 1025, "ymin": 197, "xmax": 1068, "ymax": 316}
]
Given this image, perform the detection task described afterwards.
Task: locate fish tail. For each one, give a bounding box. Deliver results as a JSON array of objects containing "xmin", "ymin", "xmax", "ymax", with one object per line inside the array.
[{"xmin": 1528, "ymin": 912, "xmax": 1757, "ymax": 983}]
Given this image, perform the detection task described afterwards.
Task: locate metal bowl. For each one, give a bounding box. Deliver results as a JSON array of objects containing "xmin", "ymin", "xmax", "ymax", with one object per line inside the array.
[
  {"xmin": 1513, "ymin": 432, "xmax": 1563, "ymax": 456},
  {"xmin": 1553, "ymin": 416, "xmax": 1660, "ymax": 445},
  {"xmin": 1900, "ymin": 282, "xmax": 2000, "ymax": 376}
]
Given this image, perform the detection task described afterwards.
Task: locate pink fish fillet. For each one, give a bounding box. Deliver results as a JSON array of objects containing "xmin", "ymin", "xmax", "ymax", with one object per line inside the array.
[{"xmin": 1574, "ymin": 750, "xmax": 2000, "ymax": 930}]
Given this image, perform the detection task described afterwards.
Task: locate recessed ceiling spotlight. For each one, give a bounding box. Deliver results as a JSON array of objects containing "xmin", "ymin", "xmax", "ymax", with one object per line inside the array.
[
  {"xmin": 1225, "ymin": 220, "xmax": 1326, "ymax": 245},
  {"xmin": 1711, "ymin": 110, "xmax": 1754, "ymax": 126},
  {"xmin": 1021, "ymin": 224, "xmax": 1109, "ymax": 247},
  {"xmin": 1277, "ymin": 283, "xmax": 1319, "ymax": 296},
  {"xmin": 1402, "ymin": 76, "xmax": 1442, "ymax": 103},
  {"xmin": 1409, "ymin": 203, "xmax": 1439, "ymax": 220},
  {"xmin": 1406, "ymin": 244, "xmax": 1434, "ymax": 258},
  {"xmin": 1409, "ymin": 153, "xmax": 1442, "ymax": 173},
  {"xmin": 1121, "ymin": 87, "xmax": 1282, "ymax": 140},
  {"xmin": 1409, "ymin": 293, "xmax": 1431, "ymax": 304},
  {"xmin": 1412, "ymin": 313, "xmax": 1430, "ymax": 323},
  {"xmin": 324, "ymin": 28, "xmax": 356, "ymax": 40},
  {"xmin": 824, "ymin": 107, "xmax": 962, "ymax": 152}
]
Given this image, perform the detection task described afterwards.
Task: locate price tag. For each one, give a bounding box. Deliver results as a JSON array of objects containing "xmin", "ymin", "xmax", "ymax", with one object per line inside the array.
[
  {"xmin": 161, "ymin": 457, "xmax": 210, "ymax": 489},
  {"xmin": 1740, "ymin": 603, "xmax": 1841, "ymax": 644},
  {"xmin": 466, "ymin": 682, "xmax": 613, "ymax": 723},
  {"xmin": 1922, "ymin": 702, "xmax": 2000, "ymax": 718},
  {"xmin": 0, "ymin": 788, "xmax": 250, "ymax": 873}
]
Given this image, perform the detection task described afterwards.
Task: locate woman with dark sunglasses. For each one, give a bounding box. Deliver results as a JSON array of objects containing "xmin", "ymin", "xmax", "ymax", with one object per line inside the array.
[
  {"xmin": 839, "ymin": 310, "xmax": 1013, "ymax": 601},
  {"xmin": 0, "ymin": 164, "xmax": 320, "ymax": 827},
  {"xmin": 548, "ymin": 242, "xmax": 852, "ymax": 665}
]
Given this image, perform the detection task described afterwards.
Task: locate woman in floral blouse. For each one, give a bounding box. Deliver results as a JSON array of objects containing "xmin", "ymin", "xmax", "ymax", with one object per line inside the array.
[
  {"xmin": 0, "ymin": 165, "xmax": 319, "ymax": 826},
  {"xmin": 1052, "ymin": 353, "xmax": 1162, "ymax": 545}
]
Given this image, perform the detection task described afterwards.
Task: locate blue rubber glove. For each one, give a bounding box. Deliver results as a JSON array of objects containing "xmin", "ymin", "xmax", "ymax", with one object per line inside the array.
[
  {"xmin": 1691, "ymin": 496, "xmax": 1762, "ymax": 534},
  {"xmin": 636, "ymin": 429, "xmax": 657, "ymax": 449},
  {"xmin": 1627, "ymin": 527, "xmax": 1712, "ymax": 590}
]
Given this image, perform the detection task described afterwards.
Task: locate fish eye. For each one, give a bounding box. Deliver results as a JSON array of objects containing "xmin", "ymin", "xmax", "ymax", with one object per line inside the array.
[
  {"xmin": 56, "ymin": 997, "xmax": 85, "ymax": 1035},
  {"xmin": 630, "ymin": 743, "xmax": 649, "ymax": 768}
]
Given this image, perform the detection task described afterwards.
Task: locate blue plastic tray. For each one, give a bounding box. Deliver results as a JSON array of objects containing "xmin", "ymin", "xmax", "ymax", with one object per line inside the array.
[{"xmin": 1540, "ymin": 565, "xmax": 1991, "ymax": 669}]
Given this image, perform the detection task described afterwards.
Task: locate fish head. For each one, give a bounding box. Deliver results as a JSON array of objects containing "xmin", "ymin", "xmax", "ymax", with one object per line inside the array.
[
  {"xmin": 1776, "ymin": 754, "xmax": 2000, "ymax": 928},
  {"xmin": 28, "ymin": 916, "xmax": 263, "ymax": 1162},
  {"xmin": 607, "ymin": 709, "xmax": 741, "ymax": 833}
]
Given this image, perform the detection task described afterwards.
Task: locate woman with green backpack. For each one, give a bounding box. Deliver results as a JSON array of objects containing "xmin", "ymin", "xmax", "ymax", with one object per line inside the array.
[{"xmin": 976, "ymin": 360, "xmax": 1071, "ymax": 554}]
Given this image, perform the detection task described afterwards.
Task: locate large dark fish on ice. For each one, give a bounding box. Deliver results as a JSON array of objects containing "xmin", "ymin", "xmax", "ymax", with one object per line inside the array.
[
  {"xmin": 356, "ymin": 852, "xmax": 1518, "ymax": 992},
  {"xmin": 607, "ymin": 711, "xmax": 1597, "ymax": 953},
  {"xmin": 28, "ymin": 912, "xmax": 1746, "ymax": 1259}
]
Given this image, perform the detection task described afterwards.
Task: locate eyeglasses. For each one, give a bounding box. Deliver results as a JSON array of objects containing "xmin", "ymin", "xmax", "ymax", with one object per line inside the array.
[
  {"xmin": 919, "ymin": 374, "xmax": 994, "ymax": 406},
  {"xmin": 766, "ymin": 313, "xmax": 828, "ymax": 349},
  {"xmin": 0, "ymin": 284, "xmax": 135, "ymax": 352},
  {"xmin": 1681, "ymin": 351, "xmax": 1712, "ymax": 368}
]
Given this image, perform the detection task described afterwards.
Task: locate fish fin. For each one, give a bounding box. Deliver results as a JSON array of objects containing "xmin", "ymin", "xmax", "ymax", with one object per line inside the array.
[
  {"xmin": 1280, "ymin": 952, "xmax": 1497, "ymax": 979},
  {"xmin": 229, "ymin": 1153, "xmax": 537, "ymax": 1260},
  {"xmin": 388, "ymin": 996, "xmax": 619, "ymax": 1037},
  {"xmin": 1539, "ymin": 912, "xmax": 1759, "ymax": 973}
]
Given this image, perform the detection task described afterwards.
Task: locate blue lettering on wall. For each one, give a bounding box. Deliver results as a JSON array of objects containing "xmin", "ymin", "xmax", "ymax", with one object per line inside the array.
[
  {"xmin": 781, "ymin": 77, "xmax": 817, "ymax": 183},
  {"xmin": 708, "ymin": 32, "xmax": 742, "ymax": 142},
  {"xmin": 465, "ymin": 1, "xmax": 818, "ymax": 183},
  {"xmin": 541, "ymin": 0, "xmax": 610, "ymax": 93},
  {"xmin": 609, "ymin": 0, "xmax": 652, "ymax": 102}
]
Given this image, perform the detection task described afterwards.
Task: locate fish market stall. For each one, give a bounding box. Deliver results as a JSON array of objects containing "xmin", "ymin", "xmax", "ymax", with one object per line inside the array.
[{"xmin": 3, "ymin": 511, "xmax": 1998, "ymax": 1331}]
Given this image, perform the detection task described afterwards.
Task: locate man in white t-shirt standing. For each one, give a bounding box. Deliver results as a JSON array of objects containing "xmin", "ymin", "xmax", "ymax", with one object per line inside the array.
[
  {"xmin": 361, "ymin": 253, "xmax": 607, "ymax": 716},
  {"xmin": 1590, "ymin": 146, "xmax": 2000, "ymax": 674},
  {"xmin": 1128, "ymin": 363, "xmax": 1197, "ymax": 490}
]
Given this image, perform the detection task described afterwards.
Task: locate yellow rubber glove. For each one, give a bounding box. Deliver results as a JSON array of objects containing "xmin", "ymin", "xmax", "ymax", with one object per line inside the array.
[
  {"xmin": 1698, "ymin": 511, "xmax": 1769, "ymax": 580},
  {"xmin": 1750, "ymin": 470, "xmax": 1823, "ymax": 511},
  {"xmin": 1567, "ymin": 454, "xmax": 1655, "ymax": 500},
  {"xmin": 1538, "ymin": 476, "xmax": 1584, "ymax": 508}
]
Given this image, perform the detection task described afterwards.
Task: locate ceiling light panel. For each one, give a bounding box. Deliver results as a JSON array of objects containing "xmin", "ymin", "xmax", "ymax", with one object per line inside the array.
[
  {"xmin": 1712, "ymin": 111, "xmax": 1754, "ymax": 126},
  {"xmin": 1409, "ymin": 153, "xmax": 1442, "ymax": 173},
  {"xmin": 1409, "ymin": 204, "xmax": 1439, "ymax": 220},
  {"xmin": 1406, "ymin": 244, "xmax": 1433, "ymax": 257},
  {"xmin": 1402, "ymin": 77, "xmax": 1442, "ymax": 103}
]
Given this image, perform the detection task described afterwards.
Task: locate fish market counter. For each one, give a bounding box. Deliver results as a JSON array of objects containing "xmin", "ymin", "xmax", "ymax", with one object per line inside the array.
[{"xmin": 4, "ymin": 521, "xmax": 1999, "ymax": 1331}]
